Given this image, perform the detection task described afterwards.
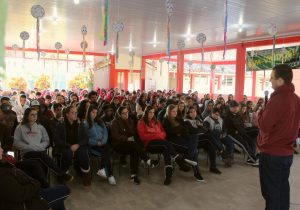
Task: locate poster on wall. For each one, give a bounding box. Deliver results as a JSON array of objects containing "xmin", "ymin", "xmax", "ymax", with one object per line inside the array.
[{"xmin": 246, "ymin": 45, "xmax": 300, "ymax": 71}]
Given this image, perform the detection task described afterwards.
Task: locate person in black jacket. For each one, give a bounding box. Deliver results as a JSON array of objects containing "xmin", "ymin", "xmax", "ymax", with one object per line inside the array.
[
  {"xmin": 0, "ymin": 145, "xmax": 70, "ymax": 210},
  {"xmin": 162, "ymin": 104, "xmax": 204, "ymax": 182},
  {"xmin": 53, "ymin": 106, "xmax": 91, "ymax": 186},
  {"xmin": 224, "ymin": 100, "xmax": 258, "ymax": 165}
]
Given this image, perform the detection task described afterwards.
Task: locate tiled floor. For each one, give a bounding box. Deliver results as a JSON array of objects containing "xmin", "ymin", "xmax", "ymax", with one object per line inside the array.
[{"xmin": 64, "ymin": 151, "xmax": 300, "ymax": 210}]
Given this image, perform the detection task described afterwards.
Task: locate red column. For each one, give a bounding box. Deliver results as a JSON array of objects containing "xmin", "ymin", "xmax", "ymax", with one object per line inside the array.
[
  {"xmin": 235, "ymin": 43, "xmax": 246, "ymax": 101},
  {"xmin": 190, "ymin": 74, "xmax": 194, "ymax": 90},
  {"xmin": 140, "ymin": 57, "xmax": 146, "ymax": 91},
  {"xmin": 109, "ymin": 55, "xmax": 117, "ymax": 88},
  {"xmin": 217, "ymin": 75, "xmax": 222, "ymax": 90},
  {"xmin": 251, "ymin": 71, "xmax": 256, "ymax": 101},
  {"xmin": 176, "ymin": 52, "xmax": 184, "ymax": 93},
  {"xmin": 124, "ymin": 71, "xmax": 129, "ymax": 91}
]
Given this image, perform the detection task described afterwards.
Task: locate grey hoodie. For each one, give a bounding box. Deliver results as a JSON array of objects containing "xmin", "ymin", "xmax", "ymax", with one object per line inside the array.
[{"xmin": 13, "ymin": 123, "xmax": 49, "ymax": 155}]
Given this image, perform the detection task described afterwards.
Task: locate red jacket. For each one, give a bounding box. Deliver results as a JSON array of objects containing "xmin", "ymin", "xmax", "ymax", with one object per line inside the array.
[
  {"xmin": 137, "ymin": 119, "xmax": 166, "ymax": 148},
  {"xmin": 257, "ymin": 83, "xmax": 300, "ymax": 156}
]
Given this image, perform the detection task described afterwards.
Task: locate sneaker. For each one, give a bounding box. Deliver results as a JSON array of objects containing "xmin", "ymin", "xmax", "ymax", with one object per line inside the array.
[
  {"xmin": 194, "ymin": 173, "xmax": 205, "ymax": 182},
  {"xmin": 210, "ymin": 167, "xmax": 222, "ymax": 174},
  {"xmin": 184, "ymin": 158, "xmax": 197, "ymax": 166},
  {"xmin": 130, "ymin": 175, "xmax": 141, "ymax": 185},
  {"xmin": 147, "ymin": 159, "xmax": 159, "ymax": 168},
  {"xmin": 246, "ymin": 159, "xmax": 259, "ymax": 166},
  {"xmin": 62, "ymin": 173, "xmax": 74, "ymax": 182},
  {"xmin": 97, "ymin": 169, "xmax": 107, "ymax": 179},
  {"xmin": 82, "ymin": 171, "xmax": 92, "ymax": 186},
  {"xmin": 108, "ymin": 176, "xmax": 117, "ymax": 185}
]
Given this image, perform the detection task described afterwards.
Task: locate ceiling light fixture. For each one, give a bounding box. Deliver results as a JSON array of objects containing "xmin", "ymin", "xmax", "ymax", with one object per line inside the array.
[
  {"xmin": 74, "ymin": 0, "xmax": 80, "ymax": 5},
  {"xmin": 153, "ymin": 44, "xmax": 157, "ymax": 48},
  {"xmin": 238, "ymin": 26, "xmax": 243, "ymax": 32}
]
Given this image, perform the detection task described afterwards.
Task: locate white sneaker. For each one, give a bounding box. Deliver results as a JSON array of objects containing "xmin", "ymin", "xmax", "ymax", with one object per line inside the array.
[
  {"xmin": 184, "ymin": 158, "xmax": 197, "ymax": 166},
  {"xmin": 97, "ymin": 169, "xmax": 107, "ymax": 179},
  {"xmin": 108, "ymin": 176, "xmax": 116, "ymax": 185}
]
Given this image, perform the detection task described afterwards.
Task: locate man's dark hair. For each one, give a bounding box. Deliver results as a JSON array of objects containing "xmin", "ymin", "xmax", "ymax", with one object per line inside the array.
[
  {"xmin": 20, "ymin": 94, "xmax": 26, "ymax": 99},
  {"xmin": 273, "ymin": 64, "xmax": 293, "ymax": 84},
  {"xmin": 45, "ymin": 95, "xmax": 52, "ymax": 100},
  {"xmin": 0, "ymin": 97, "xmax": 9, "ymax": 103},
  {"xmin": 36, "ymin": 92, "xmax": 42, "ymax": 96},
  {"xmin": 53, "ymin": 103, "xmax": 63, "ymax": 111},
  {"xmin": 88, "ymin": 90, "xmax": 98, "ymax": 99},
  {"xmin": 212, "ymin": 107, "xmax": 220, "ymax": 114}
]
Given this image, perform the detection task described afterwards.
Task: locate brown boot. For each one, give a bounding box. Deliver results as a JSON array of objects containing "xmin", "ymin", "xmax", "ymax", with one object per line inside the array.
[{"xmin": 82, "ymin": 171, "xmax": 92, "ymax": 186}]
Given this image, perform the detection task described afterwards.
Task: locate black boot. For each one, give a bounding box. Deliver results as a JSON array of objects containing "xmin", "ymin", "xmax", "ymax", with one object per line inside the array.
[
  {"xmin": 164, "ymin": 166, "xmax": 173, "ymax": 185},
  {"xmin": 174, "ymin": 155, "xmax": 190, "ymax": 172}
]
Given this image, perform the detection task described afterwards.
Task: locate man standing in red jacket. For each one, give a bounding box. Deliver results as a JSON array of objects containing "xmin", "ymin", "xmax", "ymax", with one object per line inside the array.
[{"xmin": 257, "ymin": 64, "xmax": 300, "ymax": 210}]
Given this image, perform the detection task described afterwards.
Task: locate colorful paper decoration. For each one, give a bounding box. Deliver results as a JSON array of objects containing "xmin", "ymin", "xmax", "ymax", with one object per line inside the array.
[
  {"xmin": 223, "ymin": 0, "xmax": 228, "ymax": 59},
  {"xmin": 100, "ymin": 0, "xmax": 108, "ymax": 46},
  {"xmin": 165, "ymin": 0, "xmax": 174, "ymax": 64},
  {"xmin": 31, "ymin": 5, "xmax": 45, "ymax": 61},
  {"xmin": 20, "ymin": 31, "xmax": 30, "ymax": 58},
  {"xmin": 188, "ymin": 60, "xmax": 193, "ymax": 78},
  {"xmin": 55, "ymin": 42, "xmax": 62, "ymax": 59},
  {"xmin": 196, "ymin": 33, "xmax": 206, "ymax": 69},
  {"xmin": 113, "ymin": 21, "xmax": 124, "ymax": 63},
  {"xmin": 0, "ymin": 0, "xmax": 7, "ymax": 68}
]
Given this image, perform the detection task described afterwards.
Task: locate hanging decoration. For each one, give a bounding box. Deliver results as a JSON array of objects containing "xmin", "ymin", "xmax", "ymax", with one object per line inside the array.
[
  {"xmin": 129, "ymin": 50, "xmax": 135, "ymax": 82},
  {"xmin": 65, "ymin": 48, "xmax": 70, "ymax": 72},
  {"xmin": 113, "ymin": 21, "xmax": 124, "ymax": 63},
  {"xmin": 100, "ymin": 0, "xmax": 109, "ymax": 46},
  {"xmin": 281, "ymin": 47, "xmax": 287, "ymax": 63},
  {"xmin": 196, "ymin": 33, "xmax": 206, "ymax": 69},
  {"xmin": 12, "ymin": 44, "xmax": 19, "ymax": 57},
  {"xmin": 55, "ymin": 42, "xmax": 62, "ymax": 59},
  {"xmin": 31, "ymin": 5, "xmax": 45, "ymax": 61},
  {"xmin": 223, "ymin": 0, "xmax": 228, "ymax": 59},
  {"xmin": 268, "ymin": 23, "xmax": 277, "ymax": 66},
  {"xmin": 188, "ymin": 60, "xmax": 193, "ymax": 80},
  {"xmin": 159, "ymin": 58, "xmax": 164, "ymax": 76},
  {"xmin": 0, "ymin": 0, "xmax": 7, "ymax": 68},
  {"xmin": 40, "ymin": 51, "xmax": 46, "ymax": 71},
  {"xmin": 81, "ymin": 25, "xmax": 88, "ymax": 69},
  {"xmin": 165, "ymin": 0, "xmax": 174, "ymax": 64},
  {"xmin": 20, "ymin": 31, "xmax": 30, "ymax": 58}
]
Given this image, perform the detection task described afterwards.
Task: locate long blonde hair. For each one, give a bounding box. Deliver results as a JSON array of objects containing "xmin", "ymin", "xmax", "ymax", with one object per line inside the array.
[{"xmin": 164, "ymin": 104, "xmax": 180, "ymax": 127}]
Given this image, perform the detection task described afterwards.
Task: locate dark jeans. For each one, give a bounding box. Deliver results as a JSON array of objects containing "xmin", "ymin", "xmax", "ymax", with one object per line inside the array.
[
  {"xmin": 16, "ymin": 159, "xmax": 49, "ymax": 188},
  {"xmin": 198, "ymin": 138, "xmax": 217, "ymax": 168},
  {"xmin": 23, "ymin": 151, "xmax": 65, "ymax": 176},
  {"xmin": 90, "ymin": 145, "xmax": 113, "ymax": 176},
  {"xmin": 259, "ymin": 153, "xmax": 293, "ymax": 210},
  {"xmin": 168, "ymin": 134, "xmax": 200, "ymax": 174},
  {"xmin": 60, "ymin": 146, "xmax": 90, "ymax": 172},
  {"xmin": 147, "ymin": 140, "xmax": 177, "ymax": 166},
  {"xmin": 40, "ymin": 185, "xmax": 70, "ymax": 210},
  {"xmin": 229, "ymin": 134, "xmax": 256, "ymax": 161},
  {"xmin": 113, "ymin": 141, "xmax": 149, "ymax": 175}
]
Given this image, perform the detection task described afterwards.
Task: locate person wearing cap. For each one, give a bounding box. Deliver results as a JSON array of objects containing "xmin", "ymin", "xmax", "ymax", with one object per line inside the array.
[
  {"xmin": 224, "ymin": 100, "xmax": 258, "ymax": 166},
  {"xmin": 257, "ymin": 64, "xmax": 300, "ymax": 210}
]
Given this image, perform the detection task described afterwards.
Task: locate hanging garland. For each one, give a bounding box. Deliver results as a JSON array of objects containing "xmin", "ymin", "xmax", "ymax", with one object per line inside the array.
[
  {"xmin": 113, "ymin": 22, "xmax": 124, "ymax": 63},
  {"xmin": 268, "ymin": 23, "xmax": 277, "ymax": 66},
  {"xmin": 196, "ymin": 33, "xmax": 206, "ymax": 70},
  {"xmin": 65, "ymin": 48, "xmax": 70, "ymax": 72},
  {"xmin": 12, "ymin": 44, "xmax": 19, "ymax": 57},
  {"xmin": 81, "ymin": 25, "xmax": 88, "ymax": 69},
  {"xmin": 159, "ymin": 58, "xmax": 164, "ymax": 76},
  {"xmin": 31, "ymin": 5, "xmax": 45, "ymax": 61},
  {"xmin": 20, "ymin": 31, "xmax": 30, "ymax": 58},
  {"xmin": 223, "ymin": 0, "xmax": 228, "ymax": 60},
  {"xmin": 55, "ymin": 42, "xmax": 62, "ymax": 59},
  {"xmin": 100, "ymin": 0, "xmax": 109, "ymax": 46},
  {"xmin": 165, "ymin": 0, "xmax": 174, "ymax": 64}
]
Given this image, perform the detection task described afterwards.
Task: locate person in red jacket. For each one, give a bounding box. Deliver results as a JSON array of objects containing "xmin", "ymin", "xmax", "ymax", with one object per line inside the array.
[
  {"xmin": 137, "ymin": 106, "xmax": 196, "ymax": 185},
  {"xmin": 257, "ymin": 64, "xmax": 300, "ymax": 210}
]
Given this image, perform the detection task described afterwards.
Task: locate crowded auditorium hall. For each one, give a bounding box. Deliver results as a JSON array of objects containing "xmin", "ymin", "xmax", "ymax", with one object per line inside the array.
[{"xmin": 0, "ymin": 0, "xmax": 300, "ymax": 210}]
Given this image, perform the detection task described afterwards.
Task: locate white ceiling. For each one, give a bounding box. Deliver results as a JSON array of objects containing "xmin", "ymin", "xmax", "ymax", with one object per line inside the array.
[{"xmin": 5, "ymin": 0, "xmax": 300, "ymax": 57}]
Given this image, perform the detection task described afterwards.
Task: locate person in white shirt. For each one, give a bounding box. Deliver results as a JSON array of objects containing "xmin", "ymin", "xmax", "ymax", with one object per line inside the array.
[{"xmin": 12, "ymin": 94, "xmax": 29, "ymax": 123}]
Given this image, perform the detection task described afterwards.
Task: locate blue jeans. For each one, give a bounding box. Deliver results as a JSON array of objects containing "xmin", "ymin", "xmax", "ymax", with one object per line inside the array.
[{"xmin": 259, "ymin": 153, "xmax": 293, "ymax": 210}]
